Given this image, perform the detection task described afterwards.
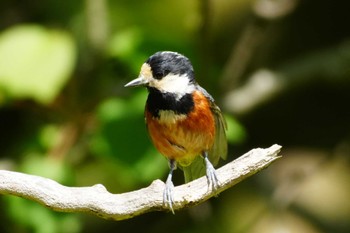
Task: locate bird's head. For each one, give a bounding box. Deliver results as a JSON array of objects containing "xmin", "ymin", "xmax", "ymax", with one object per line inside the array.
[{"xmin": 125, "ymin": 51, "xmax": 196, "ymax": 98}]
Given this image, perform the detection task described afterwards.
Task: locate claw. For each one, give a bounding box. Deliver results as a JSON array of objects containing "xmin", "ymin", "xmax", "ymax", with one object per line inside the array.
[
  {"xmin": 163, "ymin": 160, "xmax": 176, "ymax": 214},
  {"xmin": 163, "ymin": 175, "xmax": 175, "ymax": 214},
  {"xmin": 203, "ymin": 152, "xmax": 220, "ymax": 191}
]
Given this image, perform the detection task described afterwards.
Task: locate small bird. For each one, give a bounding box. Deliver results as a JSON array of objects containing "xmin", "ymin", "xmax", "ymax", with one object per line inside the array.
[{"xmin": 125, "ymin": 51, "xmax": 227, "ymax": 213}]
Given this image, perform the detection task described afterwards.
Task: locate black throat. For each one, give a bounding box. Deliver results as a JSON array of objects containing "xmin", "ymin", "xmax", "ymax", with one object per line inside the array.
[{"xmin": 146, "ymin": 87, "xmax": 194, "ymax": 118}]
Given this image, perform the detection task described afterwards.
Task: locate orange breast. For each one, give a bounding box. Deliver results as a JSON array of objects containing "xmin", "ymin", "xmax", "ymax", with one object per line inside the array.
[{"xmin": 146, "ymin": 91, "xmax": 215, "ymax": 166}]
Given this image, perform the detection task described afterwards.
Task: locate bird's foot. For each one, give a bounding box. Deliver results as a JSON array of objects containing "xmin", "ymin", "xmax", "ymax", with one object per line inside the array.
[
  {"xmin": 204, "ymin": 156, "xmax": 220, "ymax": 191},
  {"xmin": 163, "ymin": 175, "xmax": 175, "ymax": 214}
]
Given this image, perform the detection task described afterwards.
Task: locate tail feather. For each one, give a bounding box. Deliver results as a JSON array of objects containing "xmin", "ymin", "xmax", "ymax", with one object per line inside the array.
[{"xmin": 181, "ymin": 156, "xmax": 206, "ymax": 183}]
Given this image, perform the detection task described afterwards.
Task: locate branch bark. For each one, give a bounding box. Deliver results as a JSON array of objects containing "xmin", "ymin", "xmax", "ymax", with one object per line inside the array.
[{"xmin": 0, "ymin": 144, "xmax": 282, "ymax": 220}]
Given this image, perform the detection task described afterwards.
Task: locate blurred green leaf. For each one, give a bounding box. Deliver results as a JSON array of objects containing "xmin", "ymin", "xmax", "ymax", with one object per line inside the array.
[
  {"xmin": 90, "ymin": 91, "xmax": 168, "ymax": 186},
  {"xmin": 107, "ymin": 28, "xmax": 148, "ymax": 73},
  {"xmin": 107, "ymin": 28, "xmax": 142, "ymax": 58},
  {"xmin": 0, "ymin": 24, "xmax": 76, "ymax": 104},
  {"xmin": 19, "ymin": 152, "xmax": 70, "ymax": 182},
  {"xmin": 39, "ymin": 124, "xmax": 61, "ymax": 151},
  {"xmin": 225, "ymin": 114, "xmax": 246, "ymax": 144},
  {"xmin": 6, "ymin": 196, "xmax": 81, "ymax": 233}
]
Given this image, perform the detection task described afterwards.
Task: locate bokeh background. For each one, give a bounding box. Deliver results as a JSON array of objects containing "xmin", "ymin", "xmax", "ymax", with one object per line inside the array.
[{"xmin": 0, "ymin": 0, "xmax": 350, "ymax": 232}]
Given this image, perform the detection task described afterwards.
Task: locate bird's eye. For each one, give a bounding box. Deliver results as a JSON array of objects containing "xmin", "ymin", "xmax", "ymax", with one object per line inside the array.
[
  {"xmin": 153, "ymin": 71, "xmax": 163, "ymax": 79},
  {"xmin": 153, "ymin": 69, "xmax": 170, "ymax": 79}
]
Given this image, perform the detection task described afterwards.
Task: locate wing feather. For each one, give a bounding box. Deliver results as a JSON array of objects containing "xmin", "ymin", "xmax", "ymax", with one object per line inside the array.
[
  {"xmin": 181, "ymin": 86, "xmax": 227, "ymax": 182},
  {"xmin": 208, "ymin": 104, "xmax": 228, "ymax": 165}
]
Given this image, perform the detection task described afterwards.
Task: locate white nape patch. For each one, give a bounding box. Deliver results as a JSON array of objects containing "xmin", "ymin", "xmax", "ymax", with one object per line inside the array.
[
  {"xmin": 158, "ymin": 110, "xmax": 187, "ymax": 124},
  {"xmin": 152, "ymin": 73, "xmax": 195, "ymax": 99}
]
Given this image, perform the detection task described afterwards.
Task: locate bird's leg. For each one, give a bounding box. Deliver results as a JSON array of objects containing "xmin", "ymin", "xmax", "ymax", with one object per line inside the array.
[
  {"xmin": 202, "ymin": 151, "xmax": 220, "ymax": 190},
  {"xmin": 163, "ymin": 159, "xmax": 176, "ymax": 214}
]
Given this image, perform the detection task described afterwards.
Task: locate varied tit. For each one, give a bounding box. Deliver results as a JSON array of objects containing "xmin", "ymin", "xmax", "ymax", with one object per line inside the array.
[{"xmin": 125, "ymin": 51, "xmax": 227, "ymax": 213}]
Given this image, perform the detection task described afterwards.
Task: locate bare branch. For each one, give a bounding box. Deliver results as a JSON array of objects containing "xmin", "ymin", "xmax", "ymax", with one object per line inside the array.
[{"xmin": 0, "ymin": 144, "xmax": 282, "ymax": 220}]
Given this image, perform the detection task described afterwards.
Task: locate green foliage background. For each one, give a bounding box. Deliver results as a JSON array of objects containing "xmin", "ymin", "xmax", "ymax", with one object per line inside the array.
[{"xmin": 0, "ymin": 0, "xmax": 350, "ymax": 232}]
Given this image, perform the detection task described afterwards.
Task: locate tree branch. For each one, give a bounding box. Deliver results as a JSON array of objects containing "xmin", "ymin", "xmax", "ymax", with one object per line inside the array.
[{"xmin": 0, "ymin": 144, "xmax": 282, "ymax": 220}]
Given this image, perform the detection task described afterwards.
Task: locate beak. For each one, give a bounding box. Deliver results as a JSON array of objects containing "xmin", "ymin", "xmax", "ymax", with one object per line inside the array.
[{"xmin": 124, "ymin": 76, "xmax": 148, "ymax": 87}]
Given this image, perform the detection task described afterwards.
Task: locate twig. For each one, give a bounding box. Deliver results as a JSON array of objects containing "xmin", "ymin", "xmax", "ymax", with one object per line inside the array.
[{"xmin": 0, "ymin": 144, "xmax": 282, "ymax": 220}]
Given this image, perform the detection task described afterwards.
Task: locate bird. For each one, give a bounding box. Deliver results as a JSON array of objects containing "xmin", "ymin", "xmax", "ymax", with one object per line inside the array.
[{"xmin": 125, "ymin": 51, "xmax": 227, "ymax": 213}]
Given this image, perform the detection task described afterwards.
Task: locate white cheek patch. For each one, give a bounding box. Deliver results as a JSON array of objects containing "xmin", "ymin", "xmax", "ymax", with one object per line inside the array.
[{"xmin": 152, "ymin": 73, "xmax": 195, "ymax": 99}]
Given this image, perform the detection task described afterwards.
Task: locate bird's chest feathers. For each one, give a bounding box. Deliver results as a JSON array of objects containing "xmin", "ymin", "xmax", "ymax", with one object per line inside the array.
[
  {"xmin": 157, "ymin": 110, "xmax": 187, "ymax": 124},
  {"xmin": 145, "ymin": 90, "xmax": 215, "ymax": 164}
]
